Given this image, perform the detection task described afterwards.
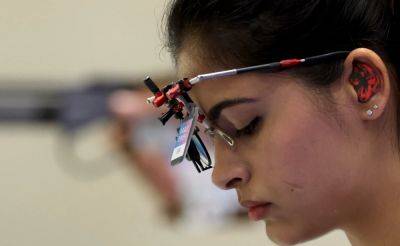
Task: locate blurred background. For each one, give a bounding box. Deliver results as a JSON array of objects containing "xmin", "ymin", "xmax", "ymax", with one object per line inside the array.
[{"xmin": 0, "ymin": 0, "xmax": 350, "ymax": 245}]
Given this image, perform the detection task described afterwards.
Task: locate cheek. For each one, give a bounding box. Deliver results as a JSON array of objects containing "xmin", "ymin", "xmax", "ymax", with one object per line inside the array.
[
  {"xmin": 265, "ymin": 106, "xmax": 344, "ymax": 187},
  {"xmin": 251, "ymin": 105, "xmax": 355, "ymax": 243},
  {"xmin": 256, "ymin": 100, "xmax": 355, "ymax": 217},
  {"xmin": 270, "ymin": 117, "xmax": 336, "ymax": 188}
]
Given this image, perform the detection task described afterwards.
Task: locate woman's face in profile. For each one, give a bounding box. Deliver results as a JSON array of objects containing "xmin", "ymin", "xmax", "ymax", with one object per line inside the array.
[{"xmin": 177, "ymin": 50, "xmax": 371, "ymax": 245}]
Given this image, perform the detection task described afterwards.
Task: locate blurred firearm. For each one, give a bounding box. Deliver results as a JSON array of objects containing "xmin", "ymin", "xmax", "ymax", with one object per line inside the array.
[
  {"xmin": 0, "ymin": 78, "xmax": 137, "ymax": 131},
  {"xmin": 0, "ymin": 77, "xmax": 139, "ymax": 180}
]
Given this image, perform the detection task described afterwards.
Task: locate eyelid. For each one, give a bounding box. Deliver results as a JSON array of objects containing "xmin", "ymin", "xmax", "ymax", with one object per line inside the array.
[{"xmin": 235, "ymin": 116, "xmax": 262, "ymax": 137}]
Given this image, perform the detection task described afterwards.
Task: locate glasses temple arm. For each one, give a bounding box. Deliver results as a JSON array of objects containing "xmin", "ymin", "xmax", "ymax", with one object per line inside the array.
[{"xmin": 189, "ymin": 51, "xmax": 350, "ymax": 85}]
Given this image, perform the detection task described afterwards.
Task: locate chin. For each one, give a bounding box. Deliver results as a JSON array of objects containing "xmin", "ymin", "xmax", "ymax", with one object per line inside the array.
[{"xmin": 265, "ymin": 220, "xmax": 331, "ymax": 246}]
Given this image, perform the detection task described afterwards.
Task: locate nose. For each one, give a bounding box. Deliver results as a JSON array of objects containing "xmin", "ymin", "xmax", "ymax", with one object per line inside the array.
[{"xmin": 211, "ymin": 140, "xmax": 251, "ymax": 190}]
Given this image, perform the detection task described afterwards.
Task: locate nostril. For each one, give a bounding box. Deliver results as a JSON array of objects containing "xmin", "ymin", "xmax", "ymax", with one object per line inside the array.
[{"xmin": 226, "ymin": 177, "xmax": 242, "ymax": 189}]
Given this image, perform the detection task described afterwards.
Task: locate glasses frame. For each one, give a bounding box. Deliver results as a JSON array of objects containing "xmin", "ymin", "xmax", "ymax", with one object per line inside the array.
[
  {"xmin": 187, "ymin": 126, "xmax": 213, "ymax": 172},
  {"xmin": 144, "ymin": 50, "xmax": 350, "ymax": 172},
  {"xmin": 194, "ymin": 51, "xmax": 350, "ymax": 148}
]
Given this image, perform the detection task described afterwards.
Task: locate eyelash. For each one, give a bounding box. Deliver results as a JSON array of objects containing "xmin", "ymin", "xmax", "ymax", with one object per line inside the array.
[{"xmin": 235, "ymin": 116, "xmax": 262, "ymax": 138}]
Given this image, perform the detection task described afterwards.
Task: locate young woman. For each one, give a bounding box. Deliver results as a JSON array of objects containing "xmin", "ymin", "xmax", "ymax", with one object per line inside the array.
[{"xmin": 161, "ymin": 0, "xmax": 400, "ymax": 245}]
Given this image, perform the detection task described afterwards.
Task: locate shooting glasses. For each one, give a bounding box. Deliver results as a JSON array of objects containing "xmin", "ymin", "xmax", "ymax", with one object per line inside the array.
[{"xmin": 144, "ymin": 51, "xmax": 350, "ymax": 173}]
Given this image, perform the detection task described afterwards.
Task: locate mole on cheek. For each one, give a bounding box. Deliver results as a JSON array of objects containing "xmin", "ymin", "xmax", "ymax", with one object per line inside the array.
[{"xmin": 284, "ymin": 180, "xmax": 305, "ymax": 192}]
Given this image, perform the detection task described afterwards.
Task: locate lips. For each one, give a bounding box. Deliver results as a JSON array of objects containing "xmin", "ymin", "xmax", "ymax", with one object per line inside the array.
[{"xmin": 240, "ymin": 201, "xmax": 272, "ymax": 221}]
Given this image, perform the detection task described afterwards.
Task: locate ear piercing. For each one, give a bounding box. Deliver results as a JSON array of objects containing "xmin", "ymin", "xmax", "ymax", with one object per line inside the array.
[{"xmin": 366, "ymin": 104, "xmax": 379, "ymax": 117}]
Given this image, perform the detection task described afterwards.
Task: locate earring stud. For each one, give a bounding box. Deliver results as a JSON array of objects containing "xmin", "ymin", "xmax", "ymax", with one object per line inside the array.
[{"xmin": 366, "ymin": 104, "xmax": 379, "ymax": 117}]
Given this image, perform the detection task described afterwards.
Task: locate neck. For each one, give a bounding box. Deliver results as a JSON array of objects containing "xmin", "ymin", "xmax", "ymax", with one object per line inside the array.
[{"xmin": 344, "ymin": 154, "xmax": 400, "ymax": 246}]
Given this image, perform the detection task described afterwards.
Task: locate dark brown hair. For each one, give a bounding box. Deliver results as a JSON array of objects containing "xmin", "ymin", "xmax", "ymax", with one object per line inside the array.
[{"xmin": 165, "ymin": 0, "xmax": 400, "ymax": 139}]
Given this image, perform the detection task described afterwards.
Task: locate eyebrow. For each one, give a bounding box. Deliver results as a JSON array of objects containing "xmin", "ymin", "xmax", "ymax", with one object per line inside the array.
[{"xmin": 208, "ymin": 98, "xmax": 258, "ymax": 123}]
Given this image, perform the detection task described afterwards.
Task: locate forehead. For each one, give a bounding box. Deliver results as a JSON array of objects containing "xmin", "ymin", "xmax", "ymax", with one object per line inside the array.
[
  {"xmin": 176, "ymin": 50, "xmax": 286, "ymax": 113},
  {"xmin": 177, "ymin": 49, "xmax": 212, "ymax": 78}
]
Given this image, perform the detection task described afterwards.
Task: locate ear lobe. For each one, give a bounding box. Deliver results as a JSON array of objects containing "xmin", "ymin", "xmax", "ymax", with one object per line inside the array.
[{"xmin": 342, "ymin": 48, "xmax": 391, "ymax": 121}]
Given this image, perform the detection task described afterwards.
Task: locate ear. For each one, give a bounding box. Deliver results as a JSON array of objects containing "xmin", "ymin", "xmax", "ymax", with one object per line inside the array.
[{"xmin": 341, "ymin": 48, "xmax": 391, "ymax": 121}]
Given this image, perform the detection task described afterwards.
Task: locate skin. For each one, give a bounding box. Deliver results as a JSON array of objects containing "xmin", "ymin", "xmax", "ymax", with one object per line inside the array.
[{"xmin": 177, "ymin": 47, "xmax": 400, "ymax": 245}]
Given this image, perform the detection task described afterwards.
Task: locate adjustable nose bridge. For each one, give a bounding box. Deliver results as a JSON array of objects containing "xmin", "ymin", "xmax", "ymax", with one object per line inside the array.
[
  {"xmin": 211, "ymin": 139, "xmax": 250, "ymax": 190},
  {"xmin": 205, "ymin": 127, "xmax": 235, "ymax": 149},
  {"xmin": 217, "ymin": 129, "xmax": 235, "ymax": 148}
]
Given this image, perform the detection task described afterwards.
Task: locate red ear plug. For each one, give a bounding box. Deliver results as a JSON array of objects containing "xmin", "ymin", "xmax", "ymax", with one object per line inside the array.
[{"xmin": 350, "ymin": 63, "xmax": 381, "ymax": 103}]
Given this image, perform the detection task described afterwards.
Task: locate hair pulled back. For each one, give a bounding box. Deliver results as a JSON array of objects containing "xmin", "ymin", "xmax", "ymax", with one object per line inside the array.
[{"xmin": 166, "ymin": 0, "xmax": 400, "ymax": 140}]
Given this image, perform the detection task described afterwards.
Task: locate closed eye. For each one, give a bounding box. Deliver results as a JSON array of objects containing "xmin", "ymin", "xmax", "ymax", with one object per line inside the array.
[{"xmin": 235, "ymin": 116, "xmax": 262, "ymax": 137}]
